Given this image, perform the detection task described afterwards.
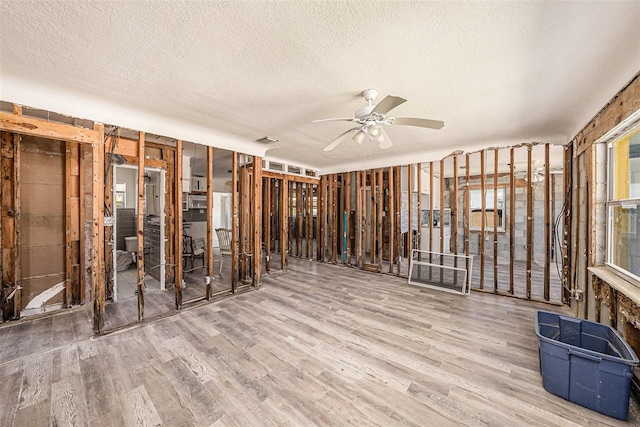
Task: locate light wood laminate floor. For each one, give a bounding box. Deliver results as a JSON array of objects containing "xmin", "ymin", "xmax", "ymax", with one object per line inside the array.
[{"xmin": 1, "ymin": 258, "xmax": 638, "ymax": 426}]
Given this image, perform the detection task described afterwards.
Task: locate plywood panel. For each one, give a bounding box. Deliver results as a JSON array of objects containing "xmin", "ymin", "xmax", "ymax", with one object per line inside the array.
[
  {"xmin": 22, "ymin": 184, "xmax": 64, "ymax": 216},
  {"xmin": 21, "ymin": 274, "xmax": 66, "ymax": 306},
  {"xmin": 20, "ymin": 137, "xmax": 66, "ymax": 310},
  {"xmin": 20, "ymin": 215, "xmax": 65, "ymax": 246},
  {"xmin": 20, "ymin": 245, "xmax": 65, "ymax": 278}
]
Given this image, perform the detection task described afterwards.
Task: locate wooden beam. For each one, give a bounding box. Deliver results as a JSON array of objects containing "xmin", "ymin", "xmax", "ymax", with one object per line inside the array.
[
  {"xmin": 429, "ymin": 162, "xmax": 434, "ymax": 267},
  {"xmin": 345, "ymin": 172, "xmax": 351, "ymax": 265},
  {"xmin": 136, "ymin": 132, "xmax": 145, "ymax": 320},
  {"xmin": 307, "ymin": 182, "xmax": 313, "ymax": 259},
  {"xmin": 464, "ymin": 154, "xmax": 470, "ymax": 258},
  {"xmin": 317, "ymin": 177, "xmax": 324, "ymax": 261},
  {"xmin": 493, "ymin": 149, "xmax": 499, "ymax": 293},
  {"xmin": 526, "ymin": 145, "xmax": 533, "ymax": 300},
  {"xmin": 252, "ymin": 156, "xmax": 262, "ymax": 286},
  {"xmin": 395, "ymin": 166, "xmax": 401, "ymax": 275},
  {"xmin": 509, "ymin": 147, "xmax": 515, "ymax": 295},
  {"xmin": 0, "ymin": 111, "xmax": 102, "ymax": 145},
  {"xmin": 296, "ymin": 182, "xmax": 302, "ymax": 257},
  {"xmin": 544, "ymin": 144, "xmax": 550, "ymax": 301},
  {"xmin": 1, "ymin": 131, "xmax": 21, "ymax": 319},
  {"xmin": 280, "ymin": 176, "xmax": 288, "ymax": 269},
  {"xmin": 12, "ymin": 105, "xmax": 22, "ymax": 115},
  {"xmin": 562, "ymin": 144, "xmax": 573, "ymax": 304},
  {"xmin": 91, "ymin": 123, "xmax": 105, "ymax": 334},
  {"xmin": 231, "ymin": 152, "xmax": 238, "ymax": 291},
  {"xmin": 65, "ymin": 141, "xmax": 74, "ymax": 307},
  {"xmin": 332, "ymin": 174, "xmax": 338, "ymax": 263},
  {"xmin": 78, "ymin": 144, "xmax": 87, "ymax": 303},
  {"xmin": 361, "ymin": 170, "xmax": 366, "ymax": 269},
  {"xmin": 416, "ymin": 164, "xmax": 421, "ymax": 253},
  {"xmin": 355, "ymin": 171, "xmax": 361, "ymax": 267},
  {"xmin": 388, "ymin": 167, "xmax": 394, "ymax": 273},
  {"xmin": 370, "ymin": 169, "xmax": 376, "ymax": 265},
  {"xmin": 264, "ymin": 177, "xmax": 271, "ymax": 271},
  {"xmin": 452, "ymin": 155, "xmax": 458, "ymax": 257},
  {"xmin": 480, "ymin": 150, "xmax": 486, "ymax": 290},
  {"xmin": 175, "ymin": 140, "xmax": 183, "ymax": 306},
  {"xmin": 206, "ymin": 146, "xmax": 214, "ymax": 299},
  {"xmin": 377, "ymin": 168, "xmax": 383, "ymax": 270},
  {"xmin": 407, "ymin": 165, "xmax": 413, "ymax": 263},
  {"xmin": 440, "ymin": 160, "xmax": 445, "ymax": 257}
]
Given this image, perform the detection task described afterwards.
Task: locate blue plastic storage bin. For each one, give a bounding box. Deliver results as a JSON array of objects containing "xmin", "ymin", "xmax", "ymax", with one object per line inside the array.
[{"xmin": 535, "ymin": 310, "xmax": 639, "ymax": 420}]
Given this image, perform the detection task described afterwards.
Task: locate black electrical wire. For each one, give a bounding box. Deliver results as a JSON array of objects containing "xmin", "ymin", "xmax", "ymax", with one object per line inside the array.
[{"xmin": 553, "ymin": 160, "xmax": 573, "ymax": 284}]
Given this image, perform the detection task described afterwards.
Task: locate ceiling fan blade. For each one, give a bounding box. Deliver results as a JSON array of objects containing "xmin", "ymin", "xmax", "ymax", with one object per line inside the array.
[
  {"xmin": 393, "ymin": 117, "xmax": 444, "ymax": 129},
  {"xmin": 372, "ymin": 95, "xmax": 407, "ymax": 115},
  {"xmin": 378, "ymin": 127, "xmax": 393, "ymax": 150},
  {"xmin": 323, "ymin": 127, "xmax": 359, "ymax": 152},
  {"xmin": 309, "ymin": 118, "xmax": 355, "ymax": 123}
]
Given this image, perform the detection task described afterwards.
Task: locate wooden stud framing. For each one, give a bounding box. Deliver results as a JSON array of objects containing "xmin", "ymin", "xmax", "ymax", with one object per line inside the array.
[
  {"xmin": 407, "ymin": 165, "xmax": 413, "ymax": 262},
  {"xmin": 388, "ymin": 167, "xmax": 394, "ymax": 273},
  {"xmin": 440, "ymin": 160, "xmax": 445, "ymax": 257},
  {"xmin": 526, "ymin": 145, "xmax": 533, "ymax": 300},
  {"xmin": 79, "ymin": 144, "xmax": 87, "ymax": 303},
  {"xmin": 345, "ymin": 173, "xmax": 351, "ymax": 265},
  {"xmin": 429, "ymin": 162, "xmax": 434, "ymax": 267},
  {"xmin": 331, "ymin": 173, "xmax": 340, "ymax": 264},
  {"xmin": 91, "ymin": 123, "xmax": 105, "ymax": 334},
  {"xmin": 280, "ymin": 176, "xmax": 289, "ymax": 269},
  {"xmin": 264, "ymin": 177, "xmax": 271, "ymax": 272},
  {"xmin": 563, "ymin": 144, "xmax": 573, "ymax": 304},
  {"xmin": 361, "ymin": 170, "xmax": 366, "ymax": 269},
  {"xmin": 354, "ymin": 171, "xmax": 361, "ymax": 267},
  {"xmin": 452, "ymin": 155, "xmax": 459, "ymax": 259},
  {"xmin": 377, "ymin": 168, "xmax": 383, "ymax": 270},
  {"xmin": 584, "ymin": 146, "xmax": 593, "ymax": 318},
  {"xmin": 175, "ymin": 140, "xmax": 183, "ymax": 305},
  {"xmin": 206, "ymin": 146, "xmax": 214, "ymax": 299},
  {"xmin": 544, "ymin": 144, "xmax": 550, "ymax": 301},
  {"xmin": 464, "ymin": 154, "xmax": 470, "ymax": 258},
  {"xmin": 1, "ymin": 131, "xmax": 20, "ymax": 319},
  {"xmin": 479, "ymin": 150, "xmax": 486, "ymax": 289},
  {"xmin": 370, "ymin": 169, "xmax": 376, "ymax": 265},
  {"xmin": 136, "ymin": 132, "xmax": 145, "ymax": 320},
  {"xmin": 395, "ymin": 166, "xmax": 401, "ymax": 275},
  {"xmin": 493, "ymin": 149, "xmax": 499, "ymax": 293},
  {"xmin": 231, "ymin": 153, "xmax": 238, "ymax": 291},
  {"xmin": 317, "ymin": 176, "xmax": 324, "ymax": 261},
  {"xmin": 509, "ymin": 147, "xmax": 515, "ymax": 294},
  {"xmin": 0, "ymin": 111, "xmax": 102, "ymax": 145},
  {"xmin": 416, "ymin": 164, "xmax": 421, "ymax": 253},
  {"xmin": 252, "ymin": 156, "xmax": 262, "ymax": 286}
]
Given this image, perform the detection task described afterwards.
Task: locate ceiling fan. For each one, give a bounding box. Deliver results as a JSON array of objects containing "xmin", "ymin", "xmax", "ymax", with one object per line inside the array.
[{"xmin": 310, "ymin": 88, "xmax": 444, "ymax": 152}]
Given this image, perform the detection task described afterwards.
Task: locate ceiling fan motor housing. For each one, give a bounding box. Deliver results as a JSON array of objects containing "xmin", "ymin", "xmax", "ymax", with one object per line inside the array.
[
  {"xmin": 362, "ymin": 88, "xmax": 378, "ymax": 102},
  {"xmin": 355, "ymin": 105, "xmax": 375, "ymax": 120}
]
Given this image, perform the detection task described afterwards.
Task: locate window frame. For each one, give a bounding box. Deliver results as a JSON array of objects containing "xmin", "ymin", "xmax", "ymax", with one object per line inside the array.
[{"xmin": 605, "ymin": 120, "xmax": 640, "ymax": 285}]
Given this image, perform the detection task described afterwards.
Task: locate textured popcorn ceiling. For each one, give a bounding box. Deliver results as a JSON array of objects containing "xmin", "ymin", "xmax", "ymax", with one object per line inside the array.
[{"xmin": 1, "ymin": 1, "xmax": 638, "ymax": 174}]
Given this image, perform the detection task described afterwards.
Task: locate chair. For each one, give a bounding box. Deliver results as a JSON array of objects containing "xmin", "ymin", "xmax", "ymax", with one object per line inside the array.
[
  {"xmin": 215, "ymin": 228, "xmax": 232, "ymax": 275},
  {"xmin": 192, "ymin": 238, "xmax": 205, "ymax": 268},
  {"xmin": 182, "ymin": 235, "xmax": 205, "ymax": 271},
  {"xmin": 182, "ymin": 235, "xmax": 194, "ymax": 270}
]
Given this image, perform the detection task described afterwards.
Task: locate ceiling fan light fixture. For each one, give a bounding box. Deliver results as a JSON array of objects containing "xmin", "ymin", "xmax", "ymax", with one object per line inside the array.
[
  {"xmin": 369, "ymin": 125, "xmax": 382, "ymax": 140},
  {"xmin": 353, "ymin": 129, "xmax": 366, "ymax": 144}
]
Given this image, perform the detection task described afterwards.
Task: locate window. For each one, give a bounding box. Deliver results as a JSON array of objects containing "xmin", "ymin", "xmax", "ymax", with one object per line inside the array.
[
  {"xmin": 469, "ymin": 188, "xmax": 505, "ymax": 231},
  {"xmin": 607, "ymin": 126, "xmax": 640, "ymax": 281}
]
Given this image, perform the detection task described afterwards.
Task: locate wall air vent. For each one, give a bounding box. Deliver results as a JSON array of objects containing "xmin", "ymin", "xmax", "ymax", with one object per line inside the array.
[
  {"xmin": 263, "ymin": 160, "xmax": 319, "ymax": 180},
  {"xmin": 287, "ymin": 165, "xmax": 301, "ymax": 175}
]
